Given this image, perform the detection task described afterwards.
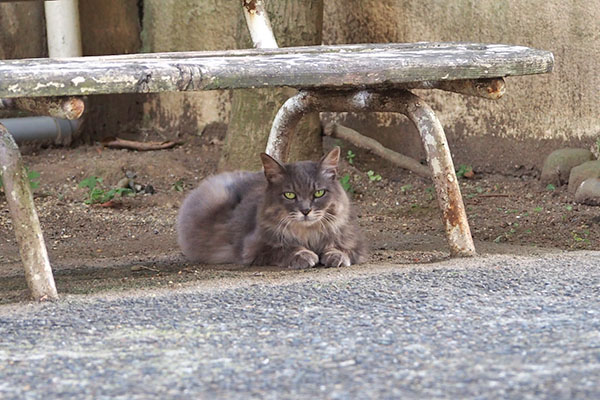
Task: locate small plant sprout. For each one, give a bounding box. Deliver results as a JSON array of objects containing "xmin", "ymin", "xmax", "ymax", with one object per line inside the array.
[
  {"xmin": 456, "ymin": 164, "xmax": 473, "ymax": 178},
  {"xmin": 367, "ymin": 170, "xmax": 382, "ymax": 182},
  {"xmin": 546, "ymin": 184, "xmax": 556, "ymax": 191},
  {"xmin": 425, "ymin": 186, "xmax": 435, "ymax": 201},
  {"xmin": 0, "ymin": 167, "xmax": 40, "ymax": 191},
  {"xmin": 79, "ymin": 176, "xmax": 134, "ymax": 205},
  {"xmin": 339, "ymin": 173, "xmax": 354, "ymax": 193},
  {"xmin": 172, "ymin": 180, "xmax": 185, "ymax": 192},
  {"xmin": 400, "ymin": 184, "xmax": 412, "ymax": 193},
  {"xmin": 346, "ymin": 150, "xmax": 356, "ymax": 165}
]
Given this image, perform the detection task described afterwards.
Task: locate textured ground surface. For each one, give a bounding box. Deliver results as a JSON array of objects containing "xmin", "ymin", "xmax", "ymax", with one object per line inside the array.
[
  {"xmin": 1, "ymin": 252, "xmax": 599, "ymax": 399},
  {"xmin": 1, "ymin": 135, "xmax": 599, "ymax": 303}
]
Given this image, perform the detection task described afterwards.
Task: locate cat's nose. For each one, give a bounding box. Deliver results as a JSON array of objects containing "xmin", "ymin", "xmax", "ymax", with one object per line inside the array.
[{"xmin": 300, "ymin": 208, "xmax": 312, "ymax": 216}]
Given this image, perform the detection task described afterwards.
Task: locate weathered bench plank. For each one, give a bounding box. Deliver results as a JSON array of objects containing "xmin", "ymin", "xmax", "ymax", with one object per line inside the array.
[{"xmin": 0, "ymin": 43, "xmax": 553, "ymax": 98}]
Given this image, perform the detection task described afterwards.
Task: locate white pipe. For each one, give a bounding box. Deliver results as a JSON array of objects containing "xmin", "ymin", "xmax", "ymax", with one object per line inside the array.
[
  {"xmin": 44, "ymin": 0, "xmax": 82, "ymax": 58},
  {"xmin": 0, "ymin": 1, "xmax": 84, "ymax": 144},
  {"xmin": 242, "ymin": 0, "xmax": 278, "ymax": 49}
]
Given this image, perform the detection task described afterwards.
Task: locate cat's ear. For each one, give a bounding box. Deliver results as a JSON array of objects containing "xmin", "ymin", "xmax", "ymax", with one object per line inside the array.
[
  {"xmin": 260, "ymin": 153, "xmax": 286, "ymax": 183},
  {"xmin": 319, "ymin": 146, "xmax": 340, "ymax": 180}
]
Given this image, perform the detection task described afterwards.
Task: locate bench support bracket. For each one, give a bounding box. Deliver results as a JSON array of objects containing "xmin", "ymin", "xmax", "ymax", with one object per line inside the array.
[
  {"xmin": 267, "ymin": 89, "xmax": 476, "ymax": 257},
  {"xmin": 0, "ymin": 123, "xmax": 58, "ymax": 300}
]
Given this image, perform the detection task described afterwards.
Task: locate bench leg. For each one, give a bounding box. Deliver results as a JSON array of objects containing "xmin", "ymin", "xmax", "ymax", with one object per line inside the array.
[
  {"xmin": 0, "ymin": 123, "xmax": 58, "ymax": 300},
  {"xmin": 398, "ymin": 92, "xmax": 476, "ymax": 257},
  {"xmin": 267, "ymin": 89, "xmax": 476, "ymax": 257}
]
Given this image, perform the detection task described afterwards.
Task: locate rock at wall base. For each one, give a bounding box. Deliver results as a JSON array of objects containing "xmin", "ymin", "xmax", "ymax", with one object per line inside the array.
[
  {"xmin": 574, "ymin": 177, "xmax": 600, "ymax": 206},
  {"xmin": 541, "ymin": 148, "xmax": 594, "ymax": 187},
  {"xmin": 568, "ymin": 160, "xmax": 600, "ymax": 194}
]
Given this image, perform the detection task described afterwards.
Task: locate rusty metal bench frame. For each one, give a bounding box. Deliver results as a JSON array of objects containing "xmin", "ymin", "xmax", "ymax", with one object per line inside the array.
[{"xmin": 0, "ymin": 30, "xmax": 553, "ymax": 300}]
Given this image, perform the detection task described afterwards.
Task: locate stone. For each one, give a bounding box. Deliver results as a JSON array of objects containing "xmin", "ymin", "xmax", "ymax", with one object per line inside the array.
[
  {"xmin": 574, "ymin": 177, "xmax": 600, "ymax": 205},
  {"xmin": 574, "ymin": 178, "xmax": 600, "ymax": 205},
  {"xmin": 540, "ymin": 148, "xmax": 594, "ymax": 186},
  {"xmin": 568, "ymin": 160, "xmax": 600, "ymax": 193}
]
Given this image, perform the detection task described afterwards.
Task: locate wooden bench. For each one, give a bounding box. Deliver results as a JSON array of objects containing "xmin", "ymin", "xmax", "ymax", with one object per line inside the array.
[{"xmin": 0, "ymin": 42, "xmax": 554, "ymax": 300}]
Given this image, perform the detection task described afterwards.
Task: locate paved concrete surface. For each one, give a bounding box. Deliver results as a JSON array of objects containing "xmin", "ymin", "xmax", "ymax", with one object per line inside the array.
[{"xmin": 0, "ymin": 252, "xmax": 599, "ymax": 399}]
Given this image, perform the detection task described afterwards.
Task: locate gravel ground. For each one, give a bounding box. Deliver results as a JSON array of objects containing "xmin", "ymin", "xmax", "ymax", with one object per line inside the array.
[{"xmin": 1, "ymin": 252, "xmax": 599, "ymax": 399}]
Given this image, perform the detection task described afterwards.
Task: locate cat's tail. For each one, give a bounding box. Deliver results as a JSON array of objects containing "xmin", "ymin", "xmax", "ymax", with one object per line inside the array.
[{"xmin": 177, "ymin": 171, "xmax": 254, "ymax": 263}]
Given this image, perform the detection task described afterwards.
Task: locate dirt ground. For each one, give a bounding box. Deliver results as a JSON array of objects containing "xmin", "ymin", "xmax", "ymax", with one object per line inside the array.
[{"xmin": 1, "ymin": 132, "xmax": 598, "ymax": 303}]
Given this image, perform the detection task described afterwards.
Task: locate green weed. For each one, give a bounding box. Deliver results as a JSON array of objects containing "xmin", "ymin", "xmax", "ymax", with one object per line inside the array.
[
  {"xmin": 456, "ymin": 164, "xmax": 473, "ymax": 178},
  {"xmin": 346, "ymin": 150, "xmax": 356, "ymax": 165},
  {"xmin": 572, "ymin": 230, "xmax": 590, "ymax": 244},
  {"xmin": 79, "ymin": 176, "xmax": 133, "ymax": 205},
  {"xmin": 340, "ymin": 174, "xmax": 354, "ymax": 193},
  {"xmin": 425, "ymin": 186, "xmax": 435, "ymax": 201},
  {"xmin": 0, "ymin": 167, "xmax": 40, "ymax": 191},
  {"xmin": 367, "ymin": 170, "xmax": 382, "ymax": 182},
  {"xmin": 172, "ymin": 180, "xmax": 185, "ymax": 192}
]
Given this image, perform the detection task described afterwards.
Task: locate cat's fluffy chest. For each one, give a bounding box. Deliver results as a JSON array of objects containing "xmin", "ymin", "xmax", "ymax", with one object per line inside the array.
[{"xmin": 283, "ymin": 222, "xmax": 328, "ymax": 251}]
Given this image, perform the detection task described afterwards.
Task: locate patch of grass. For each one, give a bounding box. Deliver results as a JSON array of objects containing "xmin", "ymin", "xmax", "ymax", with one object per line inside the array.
[
  {"xmin": 367, "ymin": 170, "xmax": 382, "ymax": 182},
  {"xmin": 572, "ymin": 230, "xmax": 590, "ymax": 244},
  {"xmin": 533, "ymin": 206, "xmax": 543, "ymax": 213},
  {"xmin": 400, "ymin": 184, "xmax": 412, "ymax": 193},
  {"xmin": 79, "ymin": 176, "xmax": 133, "ymax": 205},
  {"xmin": 340, "ymin": 174, "xmax": 354, "ymax": 193},
  {"xmin": 493, "ymin": 222, "xmax": 520, "ymax": 243}
]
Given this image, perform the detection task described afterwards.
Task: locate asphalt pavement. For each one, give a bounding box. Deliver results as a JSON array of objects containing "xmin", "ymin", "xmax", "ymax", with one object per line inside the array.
[{"xmin": 1, "ymin": 251, "xmax": 599, "ymax": 399}]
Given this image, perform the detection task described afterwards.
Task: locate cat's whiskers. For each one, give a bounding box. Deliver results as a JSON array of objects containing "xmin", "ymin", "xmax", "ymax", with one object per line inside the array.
[{"xmin": 274, "ymin": 214, "xmax": 294, "ymax": 239}]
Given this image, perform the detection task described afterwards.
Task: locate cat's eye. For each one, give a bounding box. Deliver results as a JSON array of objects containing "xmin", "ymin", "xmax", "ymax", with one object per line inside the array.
[
  {"xmin": 314, "ymin": 189, "xmax": 326, "ymax": 198},
  {"xmin": 283, "ymin": 192, "xmax": 296, "ymax": 200}
]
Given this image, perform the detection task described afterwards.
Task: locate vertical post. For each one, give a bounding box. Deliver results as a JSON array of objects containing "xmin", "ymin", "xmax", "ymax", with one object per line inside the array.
[
  {"xmin": 44, "ymin": 0, "xmax": 83, "ymax": 58},
  {"xmin": 242, "ymin": 0, "xmax": 278, "ymax": 49},
  {"xmin": 0, "ymin": 123, "xmax": 58, "ymax": 300}
]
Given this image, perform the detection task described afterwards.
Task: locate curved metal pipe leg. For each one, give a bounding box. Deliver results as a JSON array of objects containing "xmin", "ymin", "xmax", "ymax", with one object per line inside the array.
[
  {"xmin": 266, "ymin": 91, "xmax": 317, "ymax": 161},
  {"xmin": 0, "ymin": 123, "xmax": 58, "ymax": 300},
  {"xmin": 266, "ymin": 89, "xmax": 476, "ymax": 257},
  {"xmin": 399, "ymin": 93, "xmax": 476, "ymax": 257}
]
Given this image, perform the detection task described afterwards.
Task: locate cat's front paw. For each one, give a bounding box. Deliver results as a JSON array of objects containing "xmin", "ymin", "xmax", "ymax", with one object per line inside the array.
[
  {"xmin": 321, "ymin": 249, "xmax": 351, "ymax": 268},
  {"xmin": 288, "ymin": 249, "xmax": 319, "ymax": 270}
]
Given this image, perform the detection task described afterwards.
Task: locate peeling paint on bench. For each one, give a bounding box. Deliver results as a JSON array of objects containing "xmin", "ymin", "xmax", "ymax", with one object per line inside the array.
[{"xmin": 0, "ymin": 43, "xmax": 553, "ymax": 98}]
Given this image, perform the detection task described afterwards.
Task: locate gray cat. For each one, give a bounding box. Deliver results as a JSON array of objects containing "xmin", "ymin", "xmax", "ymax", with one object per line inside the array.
[{"xmin": 177, "ymin": 147, "xmax": 367, "ymax": 269}]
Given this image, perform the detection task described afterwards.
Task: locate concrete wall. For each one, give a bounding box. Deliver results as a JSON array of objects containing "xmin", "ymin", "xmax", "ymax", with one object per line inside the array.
[
  {"xmin": 78, "ymin": 0, "xmax": 143, "ymax": 141},
  {"xmin": 323, "ymin": 0, "xmax": 600, "ymax": 171},
  {"xmin": 0, "ymin": 2, "xmax": 46, "ymax": 60},
  {"xmin": 1, "ymin": 1, "xmax": 598, "ymax": 171},
  {"xmin": 140, "ymin": 0, "xmax": 239, "ymax": 137}
]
